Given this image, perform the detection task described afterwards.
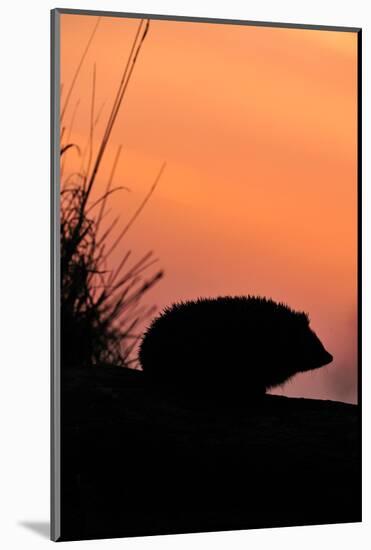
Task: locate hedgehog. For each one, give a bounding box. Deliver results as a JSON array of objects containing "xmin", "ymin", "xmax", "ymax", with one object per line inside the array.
[{"xmin": 138, "ymin": 296, "xmax": 333, "ymax": 398}]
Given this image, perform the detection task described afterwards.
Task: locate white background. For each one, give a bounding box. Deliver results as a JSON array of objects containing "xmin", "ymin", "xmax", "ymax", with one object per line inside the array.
[{"xmin": 0, "ymin": 0, "xmax": 369, "ymax": 548}]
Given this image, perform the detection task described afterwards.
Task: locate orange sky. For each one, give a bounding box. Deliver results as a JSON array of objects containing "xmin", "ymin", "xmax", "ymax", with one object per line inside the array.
[{"xmin": 60, "ymin": 14, "xmax": 358, "ymax": 403}]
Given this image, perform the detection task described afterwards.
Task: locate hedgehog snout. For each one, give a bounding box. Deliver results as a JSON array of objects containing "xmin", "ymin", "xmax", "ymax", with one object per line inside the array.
[
  {"xmin": 311, "ymin": 344, "xmax": 333, "ymax": 370},
  {"xmin": 320, "ymin": 349, "xmax": 333, "ymax": 366}
]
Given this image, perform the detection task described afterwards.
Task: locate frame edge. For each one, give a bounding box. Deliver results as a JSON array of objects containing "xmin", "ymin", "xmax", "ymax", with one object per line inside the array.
[{"xmin": 51, "ymin": 7, "xmax": 61, "ymax": 543}]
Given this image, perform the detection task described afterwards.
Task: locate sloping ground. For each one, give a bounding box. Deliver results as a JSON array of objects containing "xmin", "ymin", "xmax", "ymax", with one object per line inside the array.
[{"xmin": 60, "ymin": 366, "xmax": 361, "ymax": 541}]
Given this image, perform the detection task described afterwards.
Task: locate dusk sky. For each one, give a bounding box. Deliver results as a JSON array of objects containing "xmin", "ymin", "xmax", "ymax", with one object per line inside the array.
[{"xmin": 60, "ymin": 14, "xmax": 358, "ymax": 403}]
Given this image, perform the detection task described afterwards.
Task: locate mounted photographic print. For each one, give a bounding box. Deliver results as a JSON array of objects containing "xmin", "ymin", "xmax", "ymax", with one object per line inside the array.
[{"xmin": 51, "ymin": 8, "xmax": 362, "ymax": 542}]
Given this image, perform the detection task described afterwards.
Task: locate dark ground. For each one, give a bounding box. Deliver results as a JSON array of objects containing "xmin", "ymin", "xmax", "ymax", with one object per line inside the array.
[{"xmin": 60, "ymin": 366, "xmax": 361, "ymax": 541}]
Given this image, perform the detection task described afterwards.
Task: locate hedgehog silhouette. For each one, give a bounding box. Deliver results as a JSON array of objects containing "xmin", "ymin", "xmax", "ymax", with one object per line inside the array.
[{"xmin": 139, "ymin": 296, "xmax": 333, "ymax": 396}]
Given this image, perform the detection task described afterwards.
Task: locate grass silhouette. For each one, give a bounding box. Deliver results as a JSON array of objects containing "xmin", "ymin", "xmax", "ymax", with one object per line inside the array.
[{"xmin": 60, "ymin": 17, "xmax": 164, "ymax": 368}]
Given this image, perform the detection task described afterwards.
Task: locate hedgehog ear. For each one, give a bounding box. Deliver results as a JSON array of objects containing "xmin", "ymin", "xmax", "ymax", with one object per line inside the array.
[{"xmin": 302, "ymin": 312, "xmax": 310, "ymax": 325}]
